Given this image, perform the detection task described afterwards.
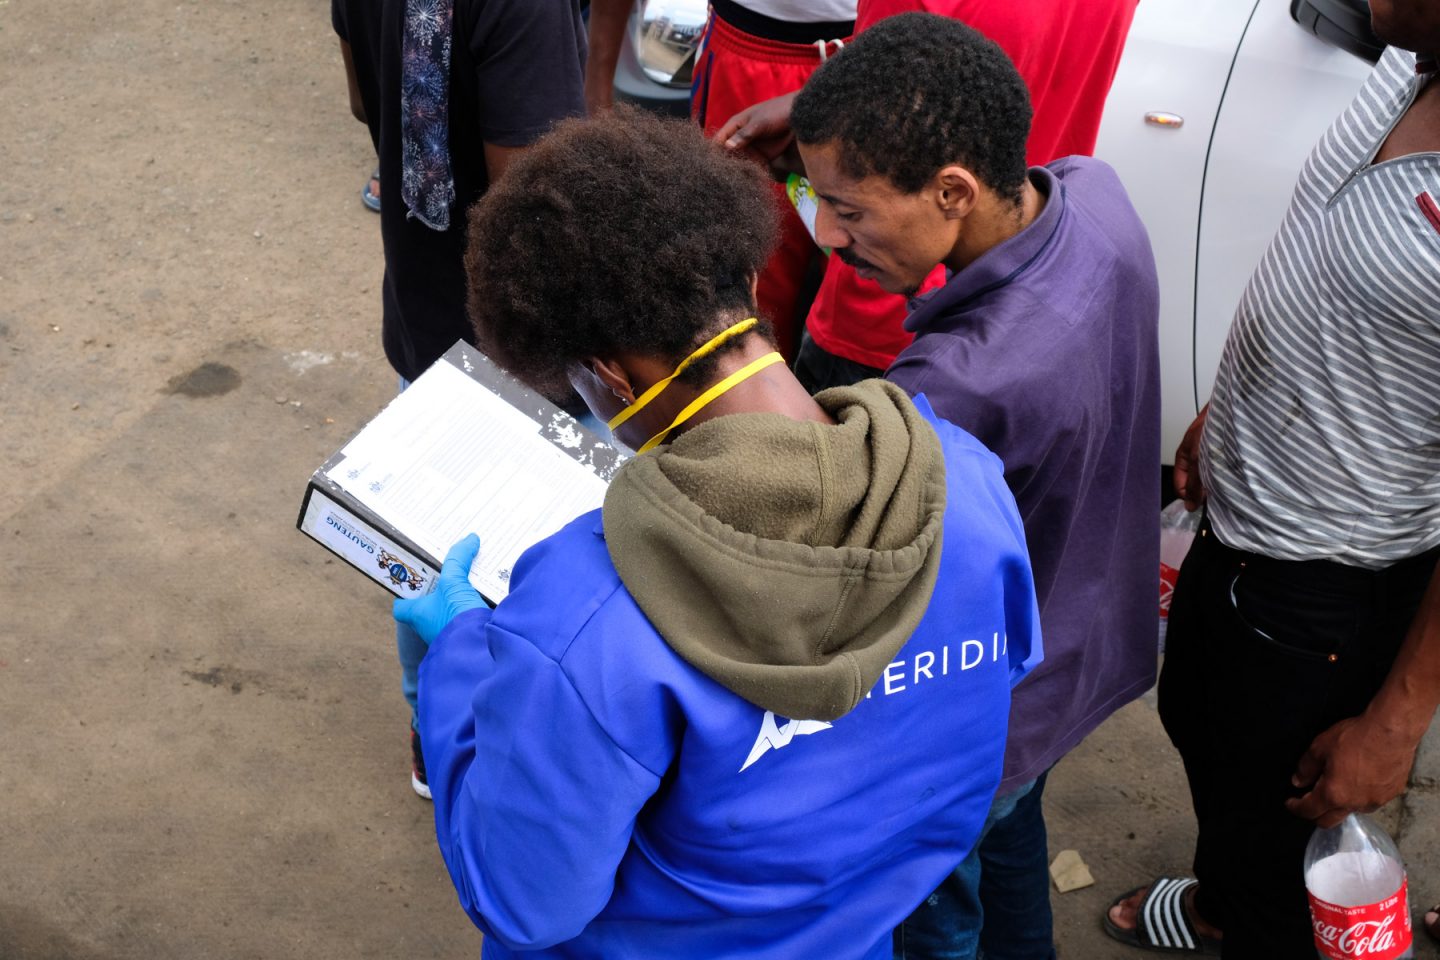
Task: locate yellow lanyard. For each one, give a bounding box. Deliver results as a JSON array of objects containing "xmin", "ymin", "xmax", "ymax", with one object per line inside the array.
[
  {"xmin": 607, "ymin": 317, "xmax": 759, "ymax": 433},
  {"xmin": 635, "ymin": 352, "xmax": 785, "ymax": 453}
]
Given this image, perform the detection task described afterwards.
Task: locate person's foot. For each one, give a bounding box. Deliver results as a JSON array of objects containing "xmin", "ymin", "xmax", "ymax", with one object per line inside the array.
[
  {"xmin": 362, "ymin": 169, "xmax": 381, "ymax": 213},
  {"xmin": 1107, "ymin": 880, "xmax": 1223, "ymax": 942},
  {"xmin": 1424, "ymin": 903, "xmax": 1438, "ymax": 943}
]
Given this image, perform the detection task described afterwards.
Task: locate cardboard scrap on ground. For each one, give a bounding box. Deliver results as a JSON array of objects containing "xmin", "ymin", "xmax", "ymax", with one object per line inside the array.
[{"xmin": 1049, "ymin": 849, "xmax": 1095, "ymax": 893}]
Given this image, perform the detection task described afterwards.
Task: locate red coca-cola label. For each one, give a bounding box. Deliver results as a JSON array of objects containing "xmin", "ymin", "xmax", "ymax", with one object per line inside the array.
[
  {"xmin": 1159, "ymin": 563, "xmax": 1180, "ymax": 618},
  {"xmin": 1309, "ymin": 876, "xmax": 1412, "ymax": 960}
]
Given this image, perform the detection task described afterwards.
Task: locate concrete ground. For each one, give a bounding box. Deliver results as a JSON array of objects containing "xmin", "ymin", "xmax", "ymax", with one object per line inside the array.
[{"xmin": 1, "ymin": 1, "xmax": 1435, "ymax": 957}]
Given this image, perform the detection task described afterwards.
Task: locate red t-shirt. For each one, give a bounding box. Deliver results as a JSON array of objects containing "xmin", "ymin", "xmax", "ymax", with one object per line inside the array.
[{"xmin": 806, "ymin": 0, "xmax": 1139, "ymax": 370}]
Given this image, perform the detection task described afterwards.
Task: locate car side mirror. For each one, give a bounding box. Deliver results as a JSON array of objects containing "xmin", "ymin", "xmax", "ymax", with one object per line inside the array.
[{"xmin": 1290, "ymin": 0, "xmax": 1384, "ymax": 63}]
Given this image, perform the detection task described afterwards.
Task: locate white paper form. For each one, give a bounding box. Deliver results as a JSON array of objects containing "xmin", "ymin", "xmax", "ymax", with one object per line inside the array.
[{"xmin": 325, "ymin": 361, "xmax": 609, "ymax": 602}]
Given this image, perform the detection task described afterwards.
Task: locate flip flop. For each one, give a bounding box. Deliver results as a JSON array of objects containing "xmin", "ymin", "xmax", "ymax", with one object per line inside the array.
[
  {"xmin": 361, "ymin": 168, "xmax": 381, "ymax": 213},
  {"xmin": 1103, "ymin": 877, "xmax": 1221, "ymax": 955}
]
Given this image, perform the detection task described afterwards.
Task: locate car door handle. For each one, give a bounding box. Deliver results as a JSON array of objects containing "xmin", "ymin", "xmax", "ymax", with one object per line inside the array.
[{"xmin": 1144, "ymin": 112, "xmax": 1185, "ymax": 129}]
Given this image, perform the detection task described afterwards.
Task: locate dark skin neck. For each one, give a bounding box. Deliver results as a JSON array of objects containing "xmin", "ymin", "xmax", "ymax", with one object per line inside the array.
[
  {"xmin": 614, "ymin": 334, "xmax": 835, "ymax": 447},
  {"xmin": 943, "ymin": 175, "xmax": 1046, "ymax": 273},
  {"xmin": 684, "ymin": 336, "xmax": 837, "ymax": 432},
  {"xmin": 1374, "ymin": 69, "xmax": 1440, "ymax": 163}
]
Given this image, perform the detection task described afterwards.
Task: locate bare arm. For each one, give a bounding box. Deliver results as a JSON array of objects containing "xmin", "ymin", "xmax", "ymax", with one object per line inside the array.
[
  {"xmin": 585, "ymin": 0, "xmax": 634, "ymax": 114},
  {"xmin": 1287, "ymin": 562, "xmax": 1440, "ymax": 827},
  {"xmin": 339, "ymin": 38, "xmax": 366, "ymax": 123},
  {"xmin": 1172, "ymin": 404, "xmax": 1208, "ymax": 511}
]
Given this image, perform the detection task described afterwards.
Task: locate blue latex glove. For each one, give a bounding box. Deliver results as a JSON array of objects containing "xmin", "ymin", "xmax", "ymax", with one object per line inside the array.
[{"xmin": 393, "ymin": 533, "xmax": 487, "ymax": 645}]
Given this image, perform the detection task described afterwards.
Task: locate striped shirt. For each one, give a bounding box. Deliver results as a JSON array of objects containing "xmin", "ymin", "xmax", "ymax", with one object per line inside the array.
[{"xmin": 1201, "ymin": 47, "xmax": 1440, "ymax": 569}]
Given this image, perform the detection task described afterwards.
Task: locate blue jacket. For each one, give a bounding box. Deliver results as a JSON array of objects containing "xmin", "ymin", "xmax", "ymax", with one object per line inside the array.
[{"xmin": 418, "ymin": 395, "xmax": 1040, "ymax": 959}]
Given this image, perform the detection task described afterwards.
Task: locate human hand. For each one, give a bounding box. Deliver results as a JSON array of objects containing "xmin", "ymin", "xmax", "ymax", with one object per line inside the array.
[
  {"xmin": 1172, "ymin": 405, "xmax": 1209, "ymax": 511},
  {"xmin": 393, "ymin": 534, "xmax": 487, "ymax": 645},
  {"xmin": 1285, "ymin": 713, "xmax": 1420, "ymax": 828},
  {"xmin": 714, "ymin": 91, "xmax": 802, "ymax": 173}
]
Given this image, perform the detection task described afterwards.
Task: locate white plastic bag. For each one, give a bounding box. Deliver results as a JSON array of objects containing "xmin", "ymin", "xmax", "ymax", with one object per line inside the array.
[{"xmin": 1158, "ymin": 499, "xmax": 1201, "ymax": 652}]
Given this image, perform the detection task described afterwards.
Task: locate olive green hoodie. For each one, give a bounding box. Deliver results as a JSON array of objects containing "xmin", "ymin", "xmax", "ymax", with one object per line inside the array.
[{"xmin": 603, "ymin": 379, "xmax": 947, "ymax": 722}]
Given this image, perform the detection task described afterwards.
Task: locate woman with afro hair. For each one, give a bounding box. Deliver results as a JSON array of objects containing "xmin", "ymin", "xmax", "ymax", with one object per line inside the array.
[{"xmin": 393, "ymin": 107, "xmax": 1042, "ymax": 960}]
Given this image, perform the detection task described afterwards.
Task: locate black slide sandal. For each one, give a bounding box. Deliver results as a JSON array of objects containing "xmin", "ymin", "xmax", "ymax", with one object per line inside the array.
[{"xmin": 1103, "ymin": 877, "xmax": 1221, "ymax": 955}]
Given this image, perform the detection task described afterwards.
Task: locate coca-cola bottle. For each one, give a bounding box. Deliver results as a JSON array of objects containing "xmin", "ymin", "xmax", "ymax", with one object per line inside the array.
[{"xmin": 1305, "ymin": 813, "xmax": 1413, "ymax": 960}]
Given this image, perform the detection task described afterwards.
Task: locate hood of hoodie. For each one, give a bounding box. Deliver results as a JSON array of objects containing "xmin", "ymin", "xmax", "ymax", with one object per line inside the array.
[{"xmin": 603, "ymin": 379, "xmax": 946, "ymax": 722}]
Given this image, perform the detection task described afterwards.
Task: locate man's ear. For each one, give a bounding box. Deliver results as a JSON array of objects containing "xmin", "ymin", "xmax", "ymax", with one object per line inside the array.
[
  {"xmin": 747, "ymin": 270, "xmax": 760, "ymax": 305},
  {"xmin": 935, "ymin": 164, "xmax": 980, "ymax": 221},
  {"xmin": 588, "ymin": 356, "xmax": 637, "ymax": 404}
]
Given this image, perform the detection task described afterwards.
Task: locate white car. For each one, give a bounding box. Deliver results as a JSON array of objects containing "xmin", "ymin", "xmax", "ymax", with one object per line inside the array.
[
  {"xmin": 619, "ymin": 0, "xmax": 1380, "ymax": 462},
  {"xmin": 1095, "ymin": 0, "xmax": 1375, "ymax": 462}
]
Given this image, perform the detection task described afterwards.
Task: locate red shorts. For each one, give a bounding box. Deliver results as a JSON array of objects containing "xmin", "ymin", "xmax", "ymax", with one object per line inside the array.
[
  {"xmin": 806, "ymin": 258, "xmax": 946, "ymax": 372},
  {"xmin": 691, "ymin": 13, "xmax": 850, "ymax": 361}
]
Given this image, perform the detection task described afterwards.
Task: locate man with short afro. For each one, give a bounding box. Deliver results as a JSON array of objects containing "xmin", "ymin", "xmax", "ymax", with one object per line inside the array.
[
  {"xmin": 792, "ymin": 13, "xmax": 1162, "ymax": 959},
  {"xmin": 713, "ymin": 0, "xmax": 1141, "ymax": 393},
  {"xmin": 791, "ymin": 12, "xmax": 1031, "ymax": 205}
]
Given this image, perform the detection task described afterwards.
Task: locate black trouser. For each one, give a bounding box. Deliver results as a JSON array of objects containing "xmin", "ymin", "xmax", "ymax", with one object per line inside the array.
[{"xmin": 1158, "ymin": 519, "xmax": 1436, "ymax": 958}]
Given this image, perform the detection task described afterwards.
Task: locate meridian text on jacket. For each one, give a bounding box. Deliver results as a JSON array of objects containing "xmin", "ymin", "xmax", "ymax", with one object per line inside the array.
[{"xmin": 740, "ymin": 633, "xmax": 1011, "ymax": 772}]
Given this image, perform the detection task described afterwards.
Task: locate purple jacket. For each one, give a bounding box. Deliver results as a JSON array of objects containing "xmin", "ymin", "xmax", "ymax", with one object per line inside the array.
[{"xmin": 887, "ymin": 157, "xmax": 1160, "ymax": 789}]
